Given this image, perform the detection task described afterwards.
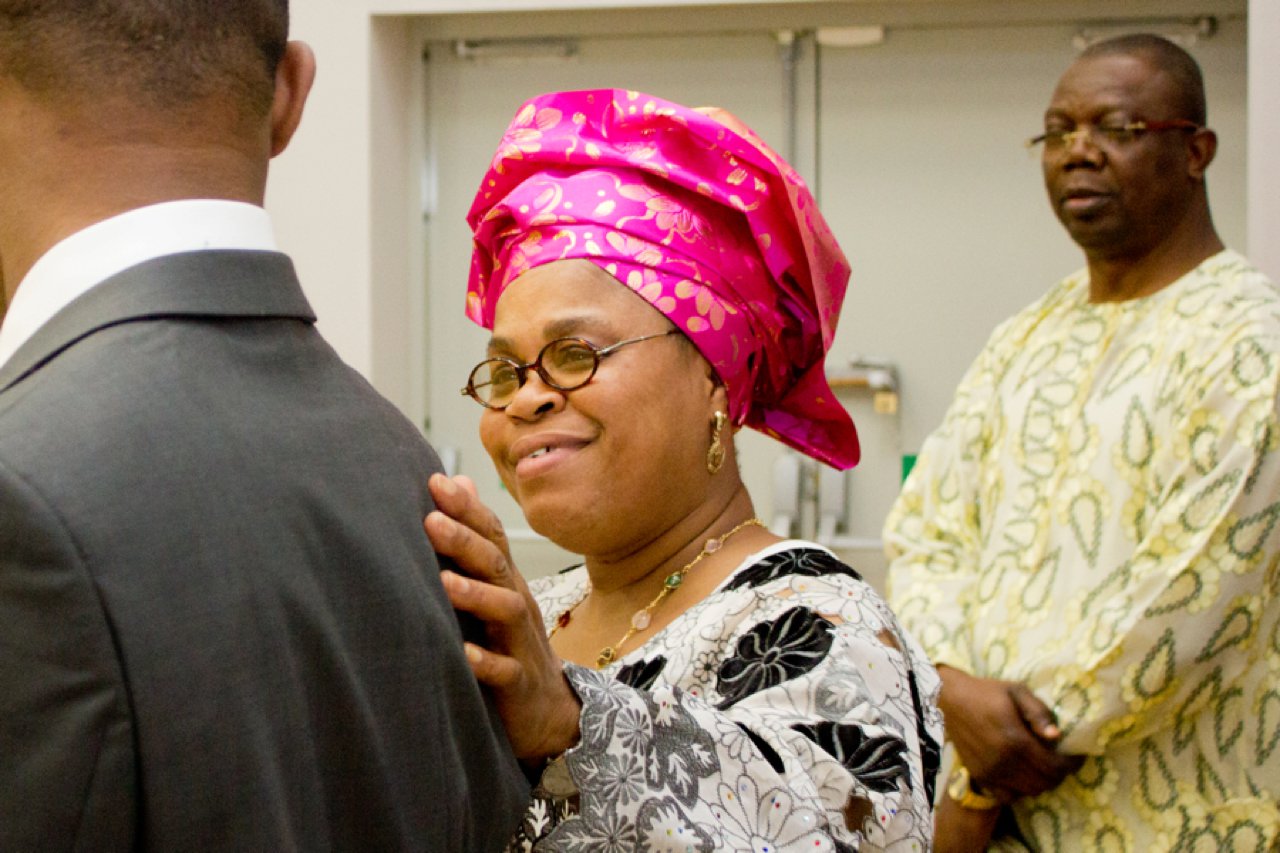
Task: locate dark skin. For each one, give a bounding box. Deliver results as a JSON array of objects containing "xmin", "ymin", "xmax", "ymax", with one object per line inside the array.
[
  {"xmin": 0, "ymin": 46, "xmax": 314, "ymax": 304},
  {"xmin": 936, "ymin": 48, "xmax": 1223, "ymax": 849},
  {"xmin": 939, "ymin": 666, "xmax": 1082, "ymax": 796},
  {"xmin": 934, "ymin": 666, "xmax": 1080, "ymax": 850},
  {"xmin": 934, "ymin": 792, "xmax": 1003, "ymax": 853},
  {"xmin": 1041, "ymin": 52, "xmax": 1223, "ymax": 302}
]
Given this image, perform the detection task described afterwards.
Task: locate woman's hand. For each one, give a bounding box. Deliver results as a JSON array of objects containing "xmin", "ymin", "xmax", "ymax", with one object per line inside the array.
[
  {"xmin": 938, "ymin": 665, "xmax": 1083, "ymax": 797},
  {"xmin": 425, "ymin": 473, "xmax": 582, "ymax": 763}
]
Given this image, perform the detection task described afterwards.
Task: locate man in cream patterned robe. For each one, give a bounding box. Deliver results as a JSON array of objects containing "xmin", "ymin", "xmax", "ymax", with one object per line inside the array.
[{"xmin": 885, "ymin": 34, "xmax": 1280, "ymax": 852}]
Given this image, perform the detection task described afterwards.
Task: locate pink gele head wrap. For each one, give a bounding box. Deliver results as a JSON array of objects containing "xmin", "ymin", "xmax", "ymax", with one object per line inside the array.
[{"xmin": 465, "ymin": 89, "xmax": 859, "ymax": 469}]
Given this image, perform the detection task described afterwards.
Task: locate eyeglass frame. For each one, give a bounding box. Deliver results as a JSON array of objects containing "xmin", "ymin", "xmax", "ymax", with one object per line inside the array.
[
  {"xmin": 1026, "ymin": 119, "xmax": 1202, "ymax": 152},
  {"xmin": 460, "ymin": 328, "xmax": 682, "ymax": 410}
]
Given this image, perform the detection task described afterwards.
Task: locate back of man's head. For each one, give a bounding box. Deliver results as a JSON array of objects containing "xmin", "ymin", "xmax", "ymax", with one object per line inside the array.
[
  {"xmin": 0, "ymin": 0, "xmax": 288, "ymax": 119},
  {"xmin": 1079, "ymin": 33, "xmax": 1207, "ymax": 126}
]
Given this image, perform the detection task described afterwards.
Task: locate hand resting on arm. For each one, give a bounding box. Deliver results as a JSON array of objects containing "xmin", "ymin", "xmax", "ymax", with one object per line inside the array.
[{"xmin": 424, "ymin": 473, "xmax": 582, "ymax": 764}]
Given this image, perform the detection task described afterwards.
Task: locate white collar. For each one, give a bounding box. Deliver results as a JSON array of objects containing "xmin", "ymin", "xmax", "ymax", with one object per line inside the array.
[{"xmin": 0, "ymin": 199, "xmax": 277, "ymax": 370}]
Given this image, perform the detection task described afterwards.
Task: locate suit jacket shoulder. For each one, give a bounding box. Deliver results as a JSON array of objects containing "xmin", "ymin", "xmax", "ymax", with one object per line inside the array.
[{"xmin": 0, "ymin": 250, "xmax": 528, "ymax": 851}]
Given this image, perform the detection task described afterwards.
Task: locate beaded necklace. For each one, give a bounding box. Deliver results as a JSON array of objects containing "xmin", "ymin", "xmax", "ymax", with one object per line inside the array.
[{"xmin": 549, "ymin": 517, "xmax": 764, "ymax": 669}]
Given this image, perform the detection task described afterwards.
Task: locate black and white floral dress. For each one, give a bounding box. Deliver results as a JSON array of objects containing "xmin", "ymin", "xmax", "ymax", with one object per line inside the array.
[{"xmin": 514, "ymin": 541, "xmax": 943, "ymax": 852}]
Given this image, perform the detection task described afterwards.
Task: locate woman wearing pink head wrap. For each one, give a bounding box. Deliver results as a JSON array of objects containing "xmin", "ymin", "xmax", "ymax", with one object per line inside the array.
[{"xmin": 425, "ymin": 90, "xmax": 940, "ymax": 851}]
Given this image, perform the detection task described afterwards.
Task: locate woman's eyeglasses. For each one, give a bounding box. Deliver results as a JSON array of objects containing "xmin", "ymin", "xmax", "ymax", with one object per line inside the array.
[{"xmin": 461, "ymin": 329, "xmax": 680, "ymax": 410}]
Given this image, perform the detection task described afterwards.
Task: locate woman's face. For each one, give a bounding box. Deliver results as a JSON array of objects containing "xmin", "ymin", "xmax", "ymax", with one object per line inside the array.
[{"xmin": 478, "ymin": 260, "xmax": 722, "ymax": 556}]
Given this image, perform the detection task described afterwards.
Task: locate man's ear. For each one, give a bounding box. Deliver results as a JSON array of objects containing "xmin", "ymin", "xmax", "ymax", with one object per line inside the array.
[
  {"xmin": 1186, "ymin": 127, "xmax": 1217, "ymax": 182},
  {"xmin": 269, "ymin": 41, "xmax": 317, "ymax": 158}
]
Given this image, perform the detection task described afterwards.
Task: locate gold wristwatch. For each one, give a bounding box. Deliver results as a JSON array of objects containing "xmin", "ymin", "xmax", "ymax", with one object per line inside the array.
[{"xmin": 947, "ymin": 764, "xmax": 1001, "ymax": 810}]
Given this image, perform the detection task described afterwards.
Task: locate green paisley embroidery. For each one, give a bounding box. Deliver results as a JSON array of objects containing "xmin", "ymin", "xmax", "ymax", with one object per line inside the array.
[
  {"xmin": 1019, "ymin": 342, "xmax": 1059, "ymax": 389},
  {"xmin": 1089, "ymin": 824, "xmax": 1129, "ymax": 853},
  {"xmin": 1021, "ymin": 803, "xmax": 1065, "ymax": 852},
  {"xmin": 1080, "ymin": 559, "xmax": 1134, "ymax": 618},
  {"xmin": 1213, "ymin": 683, "xmax": 1245, "ymax": 756},
  {"xmin": 1068, "ymin": 491, "xmax": 1105, "ymax": 567},
  {"xmin": 1174, "ymin": 281, "xmax": 1220, "ymax": 317},
  {"xmin": 1257, "ymin": 689, "xmax": 1280, "ymax": 765},
  {"xmin": 1195, "ymin": 750, "xmax": 1228, "ymax": 800},
  {"xmin": 1073, "ymin": 755, "xmax": 1108, "ymax": 790},
  {"xmin": 1069, "ymin": 313, "xmax": 1108, "ymax": 347},
  {"xmin": 1133, "ymin": 628, "xmax": 1177, "ymax": 700},
  {"xmin": 1103, "ymin": 344, "xmax": 1153, "ymax": 398},
  {"xmin": 976, "ymin": 550, "xmax": 1015, "ymax": 604},
  {"xmin": 1021, "ymin": 549, "xmax": 1060, "ymax": 612},
  {"xmin": 1173, "ymin": 666, "xmax": 1222, "ymax": 753},
  {"xmin": 1144, "ymin": 568, "xmax": 1203, "ymax": 617},
  {"xmin": 1181, "ymin": 820, "xmax": 1271, "ymax": 853},
  {"xmin": 1219, "ymin": 822, "xmax": 1270, "ymax": 853},
  {"xmin": 1187, "ymin": 418, "xmax": 1222, "ymax": 475},
  {"xmin": 1181, "ymin": 470, "xmax": 1242, "ymax": 533},
  {"xmin": 1227, "ymin": 501, "xmax": 1280, "ymax": 560},
  {"xmin": 1120, "ymin": 397, "xmax": 1154, "ymax": 471},
  {"xmin": 1156, "ymin": 350, "xmax": 1187, "ymax": 411},
  {"xmin": 1090, "ymin": 599, "xmax": 1130, "ymax": 655},
  {"xmin": 1138, "ymin": 738, "xmax": 1178, "ymax": 810},
  {"xmin": 1233, "ymin": 336, "xmax": 1273, "ymax": 388},
  {"xmin": 1196, "ymin": 603, "xmax": 1255, "ymax": 663}
]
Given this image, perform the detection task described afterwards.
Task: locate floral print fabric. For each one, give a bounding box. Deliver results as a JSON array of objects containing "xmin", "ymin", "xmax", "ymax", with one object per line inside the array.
[
  {"xmin": 513, "ymin": 541, "xmax": 942, "ymax": 852},
  {"xmin": 466, "ymin": 89, "xmax": 859, "ymax": 469},
  {"xmin": 885, "ymin": 250, "xmax": 1280, "ymax": 850}
]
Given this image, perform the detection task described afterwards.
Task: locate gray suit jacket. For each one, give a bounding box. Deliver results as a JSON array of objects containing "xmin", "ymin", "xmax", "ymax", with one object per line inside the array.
[{"xmin": 0, "ymin": 250, "xmax": 528, "ymax": 851}]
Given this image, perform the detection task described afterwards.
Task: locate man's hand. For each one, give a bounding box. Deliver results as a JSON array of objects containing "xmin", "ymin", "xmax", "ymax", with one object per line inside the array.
[
  {"xmin": 938, "ymin": 665, "xmax": 1084, "ymax": 797},
  {"xmin": 934, "ymin": 791, "xmax": 1003, "ymax": 853}
]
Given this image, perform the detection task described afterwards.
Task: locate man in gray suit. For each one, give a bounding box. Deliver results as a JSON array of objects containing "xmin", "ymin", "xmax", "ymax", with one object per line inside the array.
[{"xmin": 0, "ymin": 1, "xmax": 528, "ymax": 849}]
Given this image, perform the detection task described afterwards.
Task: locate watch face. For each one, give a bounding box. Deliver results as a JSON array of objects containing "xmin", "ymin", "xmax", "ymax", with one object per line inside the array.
[
  {"xmin": 947, "ymin": 768, "xmax": 970, "ymax": 800},
  {"xmin": 946, "ymin": 766, "xmax": 1000, "ymax": 809}
]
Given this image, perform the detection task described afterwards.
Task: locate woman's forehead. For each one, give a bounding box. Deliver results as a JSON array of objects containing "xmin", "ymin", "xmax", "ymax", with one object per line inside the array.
[
  {"xmin": 495, "ymin": 260, "xmax": 659, "ymax": 322},
  {"xmin": 488, "ymin": 262, "xmax": 671, "ymax": 353}
]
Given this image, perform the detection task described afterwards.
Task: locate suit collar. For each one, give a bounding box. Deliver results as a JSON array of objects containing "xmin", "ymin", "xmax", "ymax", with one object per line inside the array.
[{"xmin": 0, "ymin": 250, "xmax": 315, "ymax": 394}]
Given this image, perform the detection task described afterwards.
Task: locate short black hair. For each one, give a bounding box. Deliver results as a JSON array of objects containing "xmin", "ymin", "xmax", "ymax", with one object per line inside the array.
[
  {"xmin": 1079, "ymin": 33, "xmax": 1207, "ymax": 125},
  {"xmin": 0, "ymin": 0, "xmax": 288, "ymax": 116}
]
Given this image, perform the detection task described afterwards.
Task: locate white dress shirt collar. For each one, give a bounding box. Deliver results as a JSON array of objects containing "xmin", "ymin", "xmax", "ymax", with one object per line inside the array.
[{"xmin": 0, "ymin": 199, "xmax": 277, "ymax": 371}]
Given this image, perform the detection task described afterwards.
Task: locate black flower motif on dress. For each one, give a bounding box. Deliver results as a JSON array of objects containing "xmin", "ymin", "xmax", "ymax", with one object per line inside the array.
[
  {"xmin": 738, "ymin": 724, "xmax": 785, "ymax": 774},
  {"xmin": 641, "ymin": 691, "xmax": 719, "ymax": 806},
  {"xmin": 634, "ymin": 798, "xmax": 716, "ymax": 851},
  {"xmin": 524, "ymin": 550, "xmax": 945, "ymax": 852},
  {"xmin": 715, "ymin": 607, "xmax": 834, "ymax": 708},
  {"xmin": 616, "ymin": 655, "xmax": 667, "ymax": 691},
  {"xmin": 509, "ymin": 791, "xmax": 574, "ymax": 852},
  {"xmin": 791, "ymin": 721, "xmax": 911, "ymax": 794},
  {"xmin": 571, "ymin": 665, "xmax": 633, "ymax": 755},
  {"xmin": 722, "ymin": 548, "xmax": 863, "ymax": 591},
  {"xmin": 548, "ymin": 672, "xmax": 725, "ymax": 852},
  {"xmin": 542, "ymin": 802, "xmax": 637, "ymax": 852}
]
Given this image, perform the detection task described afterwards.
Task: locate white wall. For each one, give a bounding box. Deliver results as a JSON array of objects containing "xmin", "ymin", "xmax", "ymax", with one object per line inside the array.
[
  {"xmin": 271, "ymin": 0, "xmax": 1264, "ymax": 392},
  {"xmin": 268, "ymin": 2, "xmax": 373, "ymax": 373},
  {"xmin": 1249, "ymin": 0, "xmax": 1280, "ymax": 280}
]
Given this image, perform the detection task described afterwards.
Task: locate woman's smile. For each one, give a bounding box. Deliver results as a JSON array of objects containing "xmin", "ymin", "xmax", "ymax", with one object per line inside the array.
[{"xmin": 510, "ymin": 431, "xmax": 592, "ymax": 479}]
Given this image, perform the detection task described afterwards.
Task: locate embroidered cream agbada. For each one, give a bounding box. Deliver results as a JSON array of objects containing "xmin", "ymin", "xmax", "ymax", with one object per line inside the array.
[{"xmin": 885, "ymin": 250, "xmax": 1280, "ymax": 851}]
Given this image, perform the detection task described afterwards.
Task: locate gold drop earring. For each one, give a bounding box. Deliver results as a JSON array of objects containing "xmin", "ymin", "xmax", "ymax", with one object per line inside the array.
[{"xmin": 706, "ymin": 411, "xmax": 727, "ymax": 474}]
